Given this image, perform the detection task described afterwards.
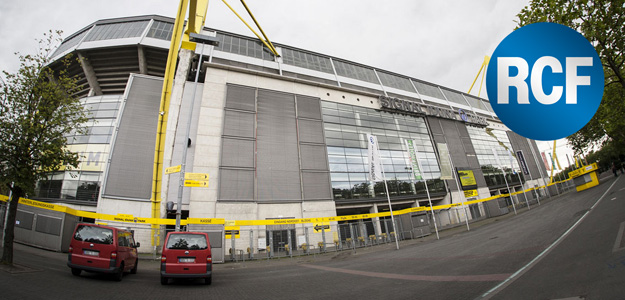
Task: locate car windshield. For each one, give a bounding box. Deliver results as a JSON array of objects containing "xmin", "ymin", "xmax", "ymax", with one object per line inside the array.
[
  {"xmin": 74, "ymin": 225, "xmax": 114, "ymax": 245},
  {"xmin": 166, "ymin": 234, "xmax": 208, "ymax": 250}
]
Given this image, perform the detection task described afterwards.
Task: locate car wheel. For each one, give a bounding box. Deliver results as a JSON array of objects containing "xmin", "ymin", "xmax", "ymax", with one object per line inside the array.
[
  {"xmin": 204, "ymin": 276, "xmax": 212, "ymax": 285},
  {"xmin": 114, "ymin": 263, "xmax": 124, "ymax": 281},
  {"xmin": 130, "ymin": 259, "xmax": 138, "ymax": 274},
  {"xmin": 71, "ymin": 268, "xmax": 81, "ymax": 276},
  {"xmin": 161, "ymin": 276, "xmax": 168, "ymax": 285}
]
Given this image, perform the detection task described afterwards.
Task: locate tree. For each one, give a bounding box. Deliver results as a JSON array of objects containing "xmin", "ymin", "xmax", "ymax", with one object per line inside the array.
[
  {"xmin": 516, "ymin": 0, "xmax": 625, "ymax": 153},
  {"xmin": 0, "ymin": 31, "xmax": 88, "ymax": 265}
]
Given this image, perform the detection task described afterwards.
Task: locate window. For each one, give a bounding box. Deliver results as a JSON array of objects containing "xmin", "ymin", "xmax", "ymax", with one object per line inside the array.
[
  {"xmin": 282, "ymin": 48, "xmax": 333, "ymax": 73},
  {"xmin": 84, "ymin": 21, "xmax": 149, "ymax": 42},
  {"xmin": 147, "ymin": 20, "xmax": 174, "ymax": 41},
  {"xmin": 322, "ymin": 101, "xmax": 444, "ymax": 201},
  {"xmin": 166, "ymin": 234, "xmax": 208, "ymax": 250},
  {"xmin": 74, "ymin": 225, "xmax": 114, "ymax": 245},
  {"xmin": 333, "ymin": 60, "xmax": 379, "ymax": 84}
]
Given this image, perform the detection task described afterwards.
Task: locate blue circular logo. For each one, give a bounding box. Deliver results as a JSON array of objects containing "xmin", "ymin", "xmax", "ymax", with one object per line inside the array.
[{"xmin": 486, "ymin": 22, "xmax": 604, "ymax": 141}]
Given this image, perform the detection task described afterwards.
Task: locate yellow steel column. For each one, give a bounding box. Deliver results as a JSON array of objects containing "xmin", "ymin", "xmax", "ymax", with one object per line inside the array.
[{"xmin": 150, "ymin": 0, "xmax": 190, "ymax": 247}]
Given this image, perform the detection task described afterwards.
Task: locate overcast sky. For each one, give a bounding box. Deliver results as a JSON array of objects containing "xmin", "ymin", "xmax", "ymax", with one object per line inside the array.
[{"xmin": 2, "ymin": 0, "xmax": 570, "ymax": 162}]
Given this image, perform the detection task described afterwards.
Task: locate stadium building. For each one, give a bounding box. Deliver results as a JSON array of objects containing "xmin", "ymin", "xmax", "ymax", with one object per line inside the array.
[{"xmin": 26, "ymin": 15, "xmax": 553, "ymax": 253}]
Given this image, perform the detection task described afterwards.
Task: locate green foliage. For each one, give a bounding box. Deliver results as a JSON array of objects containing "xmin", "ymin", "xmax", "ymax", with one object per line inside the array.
[
  {"xmin": 516, "ymin": 0, "xmax": 625, "ymax": 154},
  {"xmin": 0, "ymin": 30, "xmax": 88, "ymax": 195}
]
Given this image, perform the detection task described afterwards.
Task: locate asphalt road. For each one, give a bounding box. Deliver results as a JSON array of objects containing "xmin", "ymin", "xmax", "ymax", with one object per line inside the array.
[{"xmin": 1, "ymin": 174, "xmax": 623, "ymax": 300}]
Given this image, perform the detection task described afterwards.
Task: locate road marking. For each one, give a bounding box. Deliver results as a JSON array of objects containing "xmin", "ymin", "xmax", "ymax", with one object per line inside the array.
[
  {"xmin": 613, "ymin": 221, "xmax": 625, "ymax": 253},
  {"xmin": 301, "ymin": 264, "xmax": 511, "ymax": 282},
  {"xmin": 480, "ymin": 176, "xmax": 621, "ymax": 299},
  {"xmin": 612, "ymin": 197, "xmax": 617, "ymax": 201}
]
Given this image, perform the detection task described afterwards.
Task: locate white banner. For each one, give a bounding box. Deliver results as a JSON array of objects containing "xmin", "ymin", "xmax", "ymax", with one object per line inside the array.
[
  {"xmin": 492, "ymin": 148, "xmax": 502, "ymax": 168},
  {"xmin": 405, "ymin": 139, "xmax": 423, "ymax": 180},
  {"xmin": 367, "ymin": 134, "xmax": 384, "ymax": 182},
  {"xmin": 437, "ymin": 143, "xmax": 453, "ymax": 180},
  {"xmin": 507, "ymin": 150, "xmax": 517, "ymax": 174}
]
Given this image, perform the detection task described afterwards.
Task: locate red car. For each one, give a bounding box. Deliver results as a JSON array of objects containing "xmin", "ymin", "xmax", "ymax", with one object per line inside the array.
[
  {"xmin": 67, "ymin": 223, "xmax": 140, "ymax": 281},
  {"xmin": 160, "ymin": 231, "xmax": 212, "ymax": 285}
]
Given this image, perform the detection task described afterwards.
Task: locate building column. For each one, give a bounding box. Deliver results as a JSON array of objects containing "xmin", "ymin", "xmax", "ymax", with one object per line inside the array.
[{"xmin": 77, "ymin": 52, "xmax": 102, "ymax": 96}]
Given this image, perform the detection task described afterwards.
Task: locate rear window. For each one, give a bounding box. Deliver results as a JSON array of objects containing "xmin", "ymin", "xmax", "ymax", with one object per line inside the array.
[
  {"xmin": 166, "ymin": 234, "xmax": 208, "ymax": 250},
  {"xmin": 74, "ymin": 225, "xmax": 114, "ymax": 245}
]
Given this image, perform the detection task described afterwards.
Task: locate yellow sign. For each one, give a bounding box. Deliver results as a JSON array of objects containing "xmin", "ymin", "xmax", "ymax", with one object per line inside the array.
[
  {"xmin": 225, "ymin": 226, "xmax": 240, "ymax": 239},
  {"xmin": 165, "ymin": 165, "xmax": 181, "ymax": 174},
  {"xmin": 314, "ymin": 222, "xmax": 330, "ymax": 233},
  {"xmin": 184, "ymin": 180, "xmax": 209, "ymax": 187},
  {"xmin": 464, "ymin": 189, "xmax": 478, "ymax": 198},
  {"xmin": 185, "ymin": 173, "xmax": 209, "ymax": 180},
  {"xmin": 458, "ymin": 170, "xmax": 477, "ymax": 187}
]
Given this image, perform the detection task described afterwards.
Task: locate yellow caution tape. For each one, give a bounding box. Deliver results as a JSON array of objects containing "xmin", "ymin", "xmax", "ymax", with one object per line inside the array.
[{"xmin": 0, "ymin": 179, "xmax": 571, "ymax": 227}]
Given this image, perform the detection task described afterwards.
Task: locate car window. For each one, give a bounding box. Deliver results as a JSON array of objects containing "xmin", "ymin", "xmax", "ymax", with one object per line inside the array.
[
  {"xmin": 166, "ymin": 234, "xmax": 208, "ymax": 250},
  {"xmin": 74, "ymin": 225, "xmax": 114, "ymax": 245}
]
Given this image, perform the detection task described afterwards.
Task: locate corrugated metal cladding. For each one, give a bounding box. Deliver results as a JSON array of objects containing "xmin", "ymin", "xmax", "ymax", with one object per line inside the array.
[
  {"xmin": 102, "ymin": 76, "xmax": 162, "ymax": 200},
  {"xmin": 219, "ymin": 84, "xmax": 331, "ymax": 202}
]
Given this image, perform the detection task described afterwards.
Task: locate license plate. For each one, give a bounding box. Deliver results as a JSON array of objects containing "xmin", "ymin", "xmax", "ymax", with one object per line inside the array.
[
  {"xmin": 179, "ymin": 257, "xmax": 195, "ymax": 263},
  {"xmin": 83, "ymin": 250, "xmax": 99, "ymax": 256}
]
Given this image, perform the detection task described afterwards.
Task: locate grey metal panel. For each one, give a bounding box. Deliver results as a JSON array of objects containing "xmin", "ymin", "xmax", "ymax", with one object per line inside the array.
[
  {"xmin": 16, "ymin": 210, "xmax": 34, "ymax": 230},
  {"xmin": 296, "ymin": 95, "xmax": 322, "ymax": 120},
  {"xmin": 221, "ymin": 138, "xmax": 254, "ymax": 168},
  {"xmin": 225, "ymin": 85, "xmax": 256, "ymax": 112},
  {"xmin": 35, "ymin": 215, "xmax": 62, "ymax": 236},
  {"xmin": 302, "ymin": 172, "xmax": 332, "ymax": 200},
  {"xmin": 219, "ymin": 169, "xmax": 254, "ymax": 201},
  {"xmin": 256, "ymin": 89, "xmax": 301, "ymax": 201},
  {"xmin": 300, "ymin": 144, "xmax": 328, "ymax": 170},
  {"xmin": 103, "ymin": 76, "xmax": 162, "ymax": 200},
  {"xmin": 298, "ymin": 119, "xmax": 324, "ymax": 144},
  {"xmin": 223, "ymin": 110, "xmax": 255, "ymax": 138}
]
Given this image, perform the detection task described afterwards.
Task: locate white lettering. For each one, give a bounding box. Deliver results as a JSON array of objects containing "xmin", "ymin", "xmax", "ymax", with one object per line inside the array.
[
  {"xmin": 566, "ymin": 57, "xmax": 592, "ymax": 104},
  {"xmin": 531, "ymin": 56, "xmax": 563, "ymax": 105},
  {"xmin": 497, "ymin": 57, "xmax": 529, "ymax": 104}
]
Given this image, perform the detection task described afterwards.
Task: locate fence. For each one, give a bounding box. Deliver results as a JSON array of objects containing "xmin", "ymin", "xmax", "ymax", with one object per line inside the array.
[{"xmin": 0, "ymin": 178, "xmax": 572, "ymax": 259}]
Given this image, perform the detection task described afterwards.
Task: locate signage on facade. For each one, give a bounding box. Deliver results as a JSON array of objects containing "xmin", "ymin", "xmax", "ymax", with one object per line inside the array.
[
  {"xmin": 378, "ymin": 95, "xmax": 488, "ymax": 127},
  {"xmin": 457, "ymin": 169, "xmax": 478, "ymax": 190},
  {"xmin": 516, "ymin": 150, "xmax": 530, "ymax": 175}
]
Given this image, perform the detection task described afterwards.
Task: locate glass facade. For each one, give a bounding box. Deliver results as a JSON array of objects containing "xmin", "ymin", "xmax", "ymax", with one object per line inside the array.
[
  {"xmin": 147, "ymin": 20, "xmax": 174, "ymax": 41},
  {"xmin": 66, "ymin": 95, "xmax": 121, "ymax": 145},
  {"xmin": 36, "ymin": 95, "xmax": 122, "ymax": 202},
  {"xmin": 215, "ymin": 32, "xmax": 275, "ymax": 61},
  {"xmin": 52, "ymin": 29, "xmax": 89, "ymax": 57},
  {"xmin": 466, "ymin": 127, "xmax": 522, "ymax": 188},
  {"xmin": 333, "ymin": 60, "xmax": 379, "ymax": 84},
  {"xmin": 281, "ymin": 48, "xmax": 333, "ymax": 73},
  {"xmin": 322, "ymin": 101, "xmax": 445, "ymax": 202},
  {"xmin": 84, "ymin": 21, "xmax": 149, "ymax": 42}
]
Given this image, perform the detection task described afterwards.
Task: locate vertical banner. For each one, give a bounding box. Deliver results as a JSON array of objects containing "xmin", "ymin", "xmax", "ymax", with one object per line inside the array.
[
  {"xmin": 554, "ymin": 153, "xmax": 562, "ymax": 170},
  {"xmin": 566, "ymin": 154, "xmax": 572, "ymax": 169},
  {"xmin": 367, "ymin": 134, "xmax": 383, "ymax": 182},
  {"xmin": 548, "ymin": 153, "xmax": 556, "ymax": 170},
  {"xmin": 507, "ymin": 150, "xmax": 517, "ymax": 174},
  {"xmin": 516, "ymin": 150, "xmax": 530, "ymax": 175},
  {"xmin": 405, "ymin": 139, "xmax": 423, "ymax": 180},
  {"xmin": 541, "ymin": 152, "xmax": 551, "ymax": 171},
  {"xmin": 436, "ymin": 143, "xmax": 453, "ymax": 180},
  {"xmin": 492, "ymin": 148, "xmax": 502, "ymax": 168}
]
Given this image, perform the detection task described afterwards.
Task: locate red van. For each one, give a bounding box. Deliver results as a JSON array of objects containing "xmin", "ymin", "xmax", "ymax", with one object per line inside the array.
[
  {"xmin": 160, "ymin": 231, "xmax": 212, "ymax": 285},
  {"xmin": 67, "ymin": 223, "xmax": 140, "ymax": 281}
]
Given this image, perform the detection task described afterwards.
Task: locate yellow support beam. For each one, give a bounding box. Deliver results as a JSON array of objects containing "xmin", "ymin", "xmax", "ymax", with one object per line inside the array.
[
  {"xmin": 150, "ymin": 0, "xmax": 208, "ymax": 247},
  {"xmin": 468, "ymin": 56, "xmax": 490, "ymax": 96},
  {"xmin": 221, "ymin": 0, "xmax": 280, "ymax": 57},
  {"xmin": 239, "ymin": 0, "xmax": 278, "ymax": 55}
]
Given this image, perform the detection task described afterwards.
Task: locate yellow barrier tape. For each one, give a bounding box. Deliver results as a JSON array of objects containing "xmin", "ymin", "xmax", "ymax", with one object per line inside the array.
[{"xmin": 0, "ymin": 179, "xmax": 572, "ymax": 227}]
